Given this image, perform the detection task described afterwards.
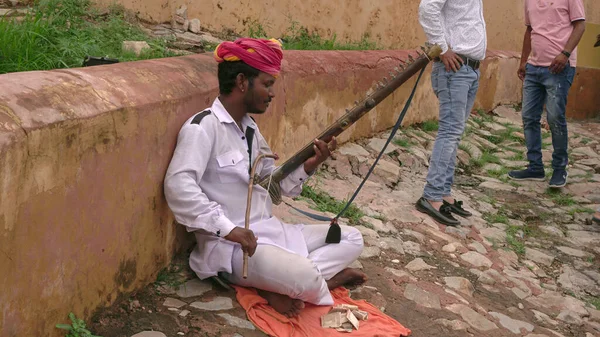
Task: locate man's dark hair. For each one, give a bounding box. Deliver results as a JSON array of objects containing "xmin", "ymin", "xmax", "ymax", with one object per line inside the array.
[{"xmin": 218, "ymin": 61, "xmax": 260, "ymax": 94}]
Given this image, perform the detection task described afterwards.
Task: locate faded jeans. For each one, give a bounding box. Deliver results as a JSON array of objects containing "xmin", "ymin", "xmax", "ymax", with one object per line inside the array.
[
  {"xmin": 423, "ymin": 62, "xmax": 480, "ymax": 202},
  {"xmin": 522, "ymin": 63, "xmax": 575, "ymax": 171}
]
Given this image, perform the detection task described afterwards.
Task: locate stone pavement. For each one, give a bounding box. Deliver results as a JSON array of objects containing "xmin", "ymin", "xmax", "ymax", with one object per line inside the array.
[{"xmin": 91, "ymin": 106, "xmax": 600, "ymax": 337}]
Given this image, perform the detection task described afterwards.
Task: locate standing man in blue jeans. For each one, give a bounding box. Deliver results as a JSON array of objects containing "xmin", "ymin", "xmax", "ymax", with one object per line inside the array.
[
  {"xmin": 508, "ymin": 0, "xmax": 586, "ymax": 187},
  {"xmin": 415, "ymin": 0, "xmax": 487, "ymax": 226}
]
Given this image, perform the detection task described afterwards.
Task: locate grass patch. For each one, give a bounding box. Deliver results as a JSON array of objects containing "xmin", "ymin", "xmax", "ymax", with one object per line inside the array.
[
  {"xmin": 468, "ymin": 150, "xmax": 501, "ymax": 169},
  {"xmin": 483, "ymin": 211, "xmax": 509, "ymax": 225},
  {"xmin": 487, "ymin": 167, "xmax": 510, "ymax": 179},
  {"xmin": 154, "ymin": 265, "xmax": 185, "ymax": 288},
  {"xmin": 567, "ymin": 207, "xmax": 595, "ymax": 216},
  {"xmin": 512, "ymin": 102, "xmax": 522, "ymax": 112},
  {"xmin": 506, "ymin": 233, "xmax": 526, "ymax": 255},
  {"xmin": 545, "ymin": 189, "xmax": 576, "ymax": 206},
  {"xmin": 418, "ymin": 120, "xmax": 439, "ymax": 132},
  {"xmin": 581, "ymin": 138, "xmax": 591, "ymax": 145},
  {"xmin": 0, "ymin": 0, "xmax": 177, "ymax": 74},
  {"xmin": 249, "ymin": 20, "xmax": 379, "ymax": 50},
  {"xmin": 588, "ymin": 296, "xmax": 600, "ymax": 310},
  {"xmin": 393, "ymin": 138, "xmax": 412, "ymax": 148},
  {"xmin": 542, "ymin": 132, "xmax": 551, "ymax": 139},
  {"xmin": 56, "ymin": 312, "xmax": 100, "ymax": 337},
  {"xmin": 300, "ymin": 185, "xmax": 364, "ymax": 224},
  {"xmin": 507, "ymin": 152, "xmax": 526, "ymax": 161}
]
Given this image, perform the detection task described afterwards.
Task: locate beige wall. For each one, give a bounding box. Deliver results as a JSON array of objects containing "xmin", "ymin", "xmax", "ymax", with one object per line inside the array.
[
  {"xmin": 0, "ymin": 50, "xmax": 527, "ymax": 336},
  {"xmin": 96, "ymin": 0, "xmax": 600, "ymax": 55}
]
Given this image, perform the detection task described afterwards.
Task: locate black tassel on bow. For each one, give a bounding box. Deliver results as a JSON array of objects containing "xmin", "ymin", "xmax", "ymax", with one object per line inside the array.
[{"xmin": 325, "ymin": 218, "xmax": 342, "ymax": 244}]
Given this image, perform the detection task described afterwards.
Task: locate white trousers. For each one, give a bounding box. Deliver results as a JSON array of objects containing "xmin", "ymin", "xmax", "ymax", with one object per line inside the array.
[{"xmin": 227, "ymin": 225, "xmax": 364, "ymax": 306}]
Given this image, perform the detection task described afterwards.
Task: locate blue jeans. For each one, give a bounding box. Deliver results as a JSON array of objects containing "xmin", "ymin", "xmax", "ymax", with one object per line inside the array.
[
  {"xmin": 423, "ymin": 62, "xmax": 480, "ymax": 201},
  {"xmin": 522, "ymin": 63, "xmax": 575, "ymax": 171}
]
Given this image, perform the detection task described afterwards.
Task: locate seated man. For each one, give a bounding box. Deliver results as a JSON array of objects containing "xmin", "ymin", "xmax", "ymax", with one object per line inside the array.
[{"xmin": 164, "ymin": 38, "xmax": 366, "ymax": 317}]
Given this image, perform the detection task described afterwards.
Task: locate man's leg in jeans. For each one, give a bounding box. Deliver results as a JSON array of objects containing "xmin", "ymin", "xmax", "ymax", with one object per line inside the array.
[
  {"xmin": 442, "ymin": 68, "xmax": 480, "ymax": 201},
  {"xmin": 544, "ymin": 66, "xmax": 575, "ymax": 171},
  {"xmin": 423, "ymin": 64, "xmax": 479, "ymax": 209},
  {"xmin": 522, "ymin": 65, "xmax": 546, "ymax": 172}
]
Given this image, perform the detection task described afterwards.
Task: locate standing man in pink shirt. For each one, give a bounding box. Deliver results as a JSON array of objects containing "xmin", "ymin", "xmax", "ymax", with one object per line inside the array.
[{"xmin": 509, "ymin": 0, "xmax": 586, "ymax": 188}]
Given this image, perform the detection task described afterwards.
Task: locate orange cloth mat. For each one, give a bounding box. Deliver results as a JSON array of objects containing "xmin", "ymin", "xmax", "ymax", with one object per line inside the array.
[{"xmin": 233, "ymin": 286, "xmax": 411, "ymax": 337}]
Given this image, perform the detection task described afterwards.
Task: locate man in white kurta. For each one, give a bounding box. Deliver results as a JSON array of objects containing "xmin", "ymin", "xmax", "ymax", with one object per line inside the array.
[{"xmin": 164, "ymin": 38, "xmax": 365, "ymax": 317}]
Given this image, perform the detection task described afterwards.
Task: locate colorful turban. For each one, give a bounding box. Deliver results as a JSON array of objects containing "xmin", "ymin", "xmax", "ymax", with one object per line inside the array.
[{"xmin": 214, "ymin": 38, "xmax": 284, "ymax": 77}]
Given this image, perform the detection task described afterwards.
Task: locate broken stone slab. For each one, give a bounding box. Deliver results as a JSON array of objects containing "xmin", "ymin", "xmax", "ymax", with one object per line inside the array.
[
  {"xmin": 531, "ymin": 309, "xmax": 559, "ymax": 326},
  {"xmin": 479, "ymin": 181, "xmax": 516, "ymax": 192},
  {"xmin": 355, "ymin": 225, "xmax": 379, "ymax": 239},
  {"xmin": 435, "ymin": 319, "xmax": 469, "ymax": 330},
  {"xmin": 468, "ymin": 241, "xmax": 487, "ymax": 254},
  {"xmin": 444, "ymin": 277, "xmax": 475, "ymax": 297},
  {"xmin": 489, "ymin": 312, "xmax": 534, "ymax": 334},
  {"xmin": 479, "ymin": 227, "xmax": 506, "ymax": 243},
  {"xmin": 217, "ymin": 313, "xmax": 256, "ymax": 330},
  {"xmin": 526, "ymin": 292, "xmax": 589, "ymax": 317},
  {"xmin": 338, "ymin": 143, "xmax": 370, "ymax": 161},
  {"xmin": 405, "ymin": 258, "xmax": 436, "ymax": 271},
  {"xmin": 359, "ymin": 246, "xmax": 381, "ymax": 259},
  {"xmin": 556, "ymin": 310, "xmax": 584, "ymax": 325},
  {"xmin": 572, "ymin": 147, "xmax": 599, "ymax": 158},
  {"xmin": 122, "ymin": 41, "xmax": 150, "ymax": 56},
  {"xmin": 367, "ymin": 138, "xmax": 399, "ymax": 155},
  {"xmin": 556, "ymin": 246, "xmax": 588, "ymax": 258},
  {"xmin": 163, "ymin": 297, "xmax": 186, "ymax": 308},
  {"xmin": 189, "ymin": 18, "xmax": 201, "ymax": 33},
  {"xmin": 375, "ymin": 237, "xmax": 405, "ymax": 254},
  {"xmin": 131, "ymin": 332, "xmax": 167, "ymax": 337},
  {"xmin": 404, "ymin": 284, "xmax": 441, "ymax": 309},
  {"xmin": 442, "ymin": 242, "xmax": 463, "ymax": 253},
  {"xmin": 460, "ymin": 251, "xmax": 493, "ymax": 268},
  {"xmin": 189, "ymin": 297, "xmax": 233, "ymax": 311},
  {"xmin": 402, "ymin": 241, "xmax": 422, "ymax": 256},
  {"xmin": 445, "ymin": 304, "xmax": 498, "ymax": 331},
  {"xmin": 176, "ymin": 279, "xmax": 212, "ymax": 298},
  {"xmin": 525, "ymin": 248, "xmax": 555, "ymax": 267},
  {"xmin": 557, "ymin": 266, "xmax": 599, "ymax": 297}
]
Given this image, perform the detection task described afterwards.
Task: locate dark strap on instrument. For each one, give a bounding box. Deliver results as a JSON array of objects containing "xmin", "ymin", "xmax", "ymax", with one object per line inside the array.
[
  {"xmin": 245, "ymin": 126, "xmax": 255, "ymax": 174},
  {"xmin": 291, "ymin": 67, "xmax": 426, "ymax": 243}
]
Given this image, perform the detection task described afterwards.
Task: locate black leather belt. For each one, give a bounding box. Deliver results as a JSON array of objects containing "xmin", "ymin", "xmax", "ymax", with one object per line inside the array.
[{"xmin": 433, "ymin": 54, "xmax": 481, "ymax": 70}]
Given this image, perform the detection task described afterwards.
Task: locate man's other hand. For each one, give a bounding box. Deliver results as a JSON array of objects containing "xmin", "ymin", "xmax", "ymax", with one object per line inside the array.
[
  {"xmin": 224, "ymin": 227, "xmax": 258, "ymax": 257},
  {"xmin": 518, "ymin": 62, "xmax": 527, "ymax": 81},
  {"xmin": 549, "ymin": 53, "xmax": 568, "ymax": 74},
  {"xmin": 304, "ymin": 136, "xmax": 337, "ymax": 174},
  {"xmin": 441, "ymin": 49, "xmax": 464, "ymax": 72}
]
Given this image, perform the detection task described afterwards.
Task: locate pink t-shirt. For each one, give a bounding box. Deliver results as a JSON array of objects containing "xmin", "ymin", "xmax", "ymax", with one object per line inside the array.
[{"xmin": 525, "ymin": 0, "xmax": 586, "ymax": 67}]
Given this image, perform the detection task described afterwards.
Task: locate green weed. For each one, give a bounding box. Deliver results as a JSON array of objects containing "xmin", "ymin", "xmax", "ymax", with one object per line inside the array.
[
  {"xmin": 56, "ymin": 313, "xmax": 101, "ymax": 337},
  {"xmin": 300, "ymin": 185, "xmax": 364, "ymax": 224}
]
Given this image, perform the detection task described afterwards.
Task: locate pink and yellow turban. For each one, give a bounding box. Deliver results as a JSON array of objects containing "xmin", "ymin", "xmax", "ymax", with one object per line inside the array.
[{"xmin": 214, "ymin": 38, "xmax": 284, "ymax": 77}]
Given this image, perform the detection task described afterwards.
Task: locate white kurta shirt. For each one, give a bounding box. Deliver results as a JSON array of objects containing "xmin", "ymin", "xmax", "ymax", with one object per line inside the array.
[
  {"xmin": 164, "ymin": 98, "xmax": 310, "ymax": 279},
  {"xmin": 418, "ymin": 0, "xmax": 487, "ymax": 61}
]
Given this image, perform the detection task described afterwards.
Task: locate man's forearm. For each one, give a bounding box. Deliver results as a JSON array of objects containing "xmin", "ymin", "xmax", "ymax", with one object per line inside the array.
[
  {"xmin": 563, "ymin": 21, "xmax": 586, "ymax": 53},
  {"xmin": 520, "ymin": 26, "xmax": 532, "ymax": 65}
]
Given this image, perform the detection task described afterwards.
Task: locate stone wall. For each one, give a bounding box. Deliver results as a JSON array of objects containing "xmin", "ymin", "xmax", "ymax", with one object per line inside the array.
[{"xmin": 0, "ymin": 49, "xmax": 591, "ymax": 337}]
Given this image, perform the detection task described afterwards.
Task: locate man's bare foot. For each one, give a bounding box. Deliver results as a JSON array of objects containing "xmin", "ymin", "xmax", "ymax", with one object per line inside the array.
[
  {"xmin": 257, "ymin": 289, "xmax": 305, "ymax": 318},
  {"xmin": 327, "ymin": 268, "xmax": 368, "ymax": 290}
]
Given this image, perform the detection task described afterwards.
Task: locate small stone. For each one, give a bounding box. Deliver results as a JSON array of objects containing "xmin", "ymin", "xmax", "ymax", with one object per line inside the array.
[
  {"xmin": 131, "ymin": 332, "xmax": 167, "ymax": 337},
  {"xmin": 402, "ymin": 241, "xmax": 421, "ymax": 255},
  {"xmin": 356, "ymin": 225, "xmax": 379, "ymax": 239},
  {"xmin": 385, "ymin": 267, "xmax": 411, "ymax": 281},
  {"xmin": 404, "ymin": 284, "xmax": 441, "ymax": 309},
  {"xmin": 442, "ymin": 242, "xmax": 461, "ymax": 253},
  {"xmin": 391, "ymin": 259, "xmax": 400, "ymax": 264},
  {"xmin": 444, "ymin": 277, "xmax": 475, "ymax": 297},
  {"xmin": 480, "ymin": 227, "xmax": 506, "ymax": 243},
  {"xmin": 122, "ymin": 41, "xmax": 150, "ymax": 56},
  {"xmin": 189, "ymin": 18, "xmax": 201, "ymax": 33},
  {"xmin": 182, "ymin": 19, "xmax": 190, "ymax": 31},
  {"xmin": 518, "ymin": 303, "xmax": 524, "ymax": 310},
  {"xmin": 217, "ymin": 313, "xmax": 256, "ymax": 330},
  {"xmin": 460, "ymin": 251, "xmax": 493, "ymax": 268},
  {"xmin": 177, "ymin": 333, "xmax": 184, "ymax": 336},
  {"xmin": 190, "ymin": 297, "xmax": 233, "ymax": 311},
  {"xmin": 525, "ymin": 248, "xmax": 555, "ymax": 267},
  {"xmin": 489, "ymin": 312, "xmax": 534, "ymax": 334},
  {"xmin": 179, "ymin": 310, "xmax": 190, "ymax": 317},
  {"xmin": 405, "ymin": 258, "xmax": 436, "ymax": 271},
  {"xmin": 176, "ymin": 279, "xmax": 213, "ymax": 298},
  {"xmin": 468, "ymin": 241, "xmax": 487, "ymax": 254},
  {"xmin": 163, "ymin": 297, "xmax": 186, "ymax": 309}
]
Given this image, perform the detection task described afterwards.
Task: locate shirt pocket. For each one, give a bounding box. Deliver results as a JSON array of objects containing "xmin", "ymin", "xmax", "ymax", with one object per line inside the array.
[{"xmin": 216, "ymin": 150, "xmax": 247, "ymax": 183}]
